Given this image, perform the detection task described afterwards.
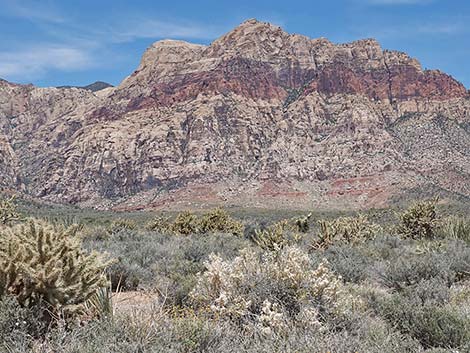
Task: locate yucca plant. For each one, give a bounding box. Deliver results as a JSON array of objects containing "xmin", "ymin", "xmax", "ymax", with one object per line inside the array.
[{"xmin": 0, "ymin": 219, "xmax": 112, "ymax": 322}]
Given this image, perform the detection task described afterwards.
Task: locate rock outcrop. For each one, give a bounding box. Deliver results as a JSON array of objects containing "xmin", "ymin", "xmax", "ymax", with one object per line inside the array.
[{"xmin": 1, "ymin": 19, "xmax": 469, "ymax": 209}]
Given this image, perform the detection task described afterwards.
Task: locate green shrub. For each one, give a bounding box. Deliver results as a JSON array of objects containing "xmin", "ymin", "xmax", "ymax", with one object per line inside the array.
[
  {"xmin": 397, "ymin": 199, "xmax": 439, "ymax": 239},
  {"xmin": 378, "ymin": 253, "xmax": 455, "ymax": 290},
  {"xmin": 0, "ymin": 195, "xmax": 21, "ymax": 225},
  {"xmin": 0, "ymin": 219, "xmax": 111, "ymax": 321},
  {"xmin": 324, "ymin": 244, "xmax": 373, "ymax": 283},
  {"xmin": 314, "ymin": 214, "xmax": 381, "ymax": 249},
  {"xmin": 198, "ymin": 208, "xmax": 244, "ymax": 236}
]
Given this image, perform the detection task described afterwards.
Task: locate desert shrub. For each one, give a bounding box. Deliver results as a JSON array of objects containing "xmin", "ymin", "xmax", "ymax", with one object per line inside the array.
[
  {"xmin": 323, "ymin": 244, "xmax": 373, "ymax": 283},
  {"xmin": 171, "ymin": 211, "xmax": 199, "ymax": 235},
  {"xmin": 0, "ymin": 219, "xmax": 111, "ymax": 322},
  {"xmin": 397, "ymin": 199, "xmax": 439, "ymax": 239},
  {"xmin": 87, "ymin": 229, "xmax": 250, "ymax": 300},
  {"xmin": 0, "ymin": 295, "xmax": 46, "ymax": 342},
  {"xmin": 314, "ymin": 214, "xmax": 381, "ymax": 249},
  {"xmin": 198, "ymin": 208, "xmax": 244, "ymax": 236},
  {"xmin": 107, "ymin": 218, "xmax": 137, "ymax": 235},
  {"xmin": 378, "ymin": 253, "xmax": 455, "ymax": 290},
  {"xmin": 440, "ymin": 216, "xmax": 470, "ymax": 243},
  {"xmin": 375, "ymin": 293, "xmax": 470, "ymax": 349},
  {"xmin": 190, "ymin": 246, "xmax": 358, "ymax": 334},
  {"xmin": 0, "ymin": 195, "xmax": 21, "ymax": 225}
]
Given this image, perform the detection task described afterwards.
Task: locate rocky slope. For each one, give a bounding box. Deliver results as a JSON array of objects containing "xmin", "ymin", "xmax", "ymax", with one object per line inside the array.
[{"xmin": 1, "ymin": 19, "xmax": 469, "ymax": 210}]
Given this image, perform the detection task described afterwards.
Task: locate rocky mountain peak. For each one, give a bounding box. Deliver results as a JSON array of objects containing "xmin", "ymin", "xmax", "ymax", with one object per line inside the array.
[{"xmin": 1, "ymin": 20, "xmax": 470, "ymax": 210}]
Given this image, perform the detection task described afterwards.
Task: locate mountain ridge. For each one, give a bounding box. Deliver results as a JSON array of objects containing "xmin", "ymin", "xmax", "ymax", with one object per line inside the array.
[{"xmin": 1, "ymin": 19, "xmax": 470, "ymax": 210}]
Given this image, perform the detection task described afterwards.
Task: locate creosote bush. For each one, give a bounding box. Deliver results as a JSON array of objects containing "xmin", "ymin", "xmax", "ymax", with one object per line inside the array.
[
  {"xmin": 292, "ymin": 213, "xmax": 312, "ymax": 233},
  {"xmin": 0, "ymin": 219, "xmax": 111, "ymax": 321},
  {"xmin": 397, "ymin": 199, "xmax": 439, "ymax": 239},
  {"xmin": 314, "ymin": 214, "xmax": 381, "ymax": 249}
]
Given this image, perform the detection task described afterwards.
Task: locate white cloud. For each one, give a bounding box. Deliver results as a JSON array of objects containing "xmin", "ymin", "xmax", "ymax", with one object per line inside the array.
[{"xmin": 0, "ymin": 45, "xmax": 94, "ymax": 80}]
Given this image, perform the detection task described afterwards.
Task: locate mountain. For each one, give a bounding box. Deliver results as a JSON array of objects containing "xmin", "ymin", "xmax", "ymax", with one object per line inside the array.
[
  {"xmin": 1, "ymin": 19, "xmax": 470, "ymax": 210},
  {"xmin": 57, "ymin": 81, "xmax": 113, "ymax": 92}
]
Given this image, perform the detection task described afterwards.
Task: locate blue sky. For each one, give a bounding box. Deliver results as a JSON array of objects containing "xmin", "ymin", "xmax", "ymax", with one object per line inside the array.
[{"xmin": 0, "ymin": 0, "xmax": 468, "ymax": 88}]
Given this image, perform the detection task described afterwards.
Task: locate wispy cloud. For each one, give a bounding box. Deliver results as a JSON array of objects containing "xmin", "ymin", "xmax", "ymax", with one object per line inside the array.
[
  {"xmin": 0, "ymin": 45, "xmax": 94, "ymax": 81},
  {"xmin": 106, "ymin": 18, "xmax": 221, "ymax": 43},
  {"xmin": 0, "ymin": 0, "xmax": 65, "ymax": 23},
  {"xmin": 0, "ymin": 1, "xmax": 225, "ymax": 83}
]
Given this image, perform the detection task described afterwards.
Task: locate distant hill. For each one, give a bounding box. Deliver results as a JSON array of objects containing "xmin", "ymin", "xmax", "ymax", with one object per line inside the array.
[{"xmin": 57, "ymin": 81, "xmax": 113, "ymax": 92}]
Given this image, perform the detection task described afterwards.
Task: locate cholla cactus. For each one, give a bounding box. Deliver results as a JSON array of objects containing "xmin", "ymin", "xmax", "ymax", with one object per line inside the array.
[
  {"xmin": 190, "ymin": 246, "xmax": 351, "ymax": 332},
  {"xmin": 198, "ymin": 208, "xmax": 244, "ymax": 236},
  {"xmin": 0, "ymin": 219, "xmax": 111, "ymax": 320},
  {"xmin": 0, "ymin": 196, "xmax": 21, "ymax": 226},
  {"xmin": 171, "ymin": 211, "xmax": 199, "ymax": 235},
  {"xmin": 107, "ymin": 218, "xmax": 137, "ymax": 235},
  {"xmin": 314, "ymin": 214, "xmax": 380, "ymax": 249},
  {"xmin": 145, "ymin": 215, "xmax": 172, "ymax": 233},
  {"xmin": 257, "ymin": 300, "xmax": 287, "ymax": 335},
  {"xmin": 397, "ymin": 199, "xmax": 439, "ymax": 239},
  {"xmin": 252, "ymin": 220, "xmax": 290, "ymax": 250}
]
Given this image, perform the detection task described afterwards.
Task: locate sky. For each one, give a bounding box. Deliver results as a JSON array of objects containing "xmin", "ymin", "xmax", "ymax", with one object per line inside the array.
[{"xmin": 0, "ymin": 0, "xmax": 468, "ymax": 88}]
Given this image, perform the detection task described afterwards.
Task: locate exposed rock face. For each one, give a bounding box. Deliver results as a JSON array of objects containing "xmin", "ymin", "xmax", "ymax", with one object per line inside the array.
[{"xmin": 1, "ymin": 19, "xmax": 469, "ymax": 209}]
